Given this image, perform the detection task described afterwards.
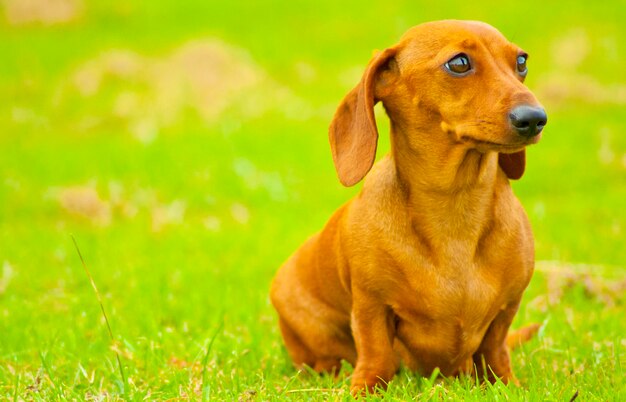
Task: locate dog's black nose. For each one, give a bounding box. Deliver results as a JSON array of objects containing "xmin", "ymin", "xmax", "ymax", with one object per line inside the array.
[{"xmin": 509, "ymin": 105, "xmax": 547, "ymax": 137}]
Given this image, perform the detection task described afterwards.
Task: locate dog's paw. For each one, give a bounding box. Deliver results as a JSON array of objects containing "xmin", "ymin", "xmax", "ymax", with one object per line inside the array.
[{"xmin": 350, "ymin": 370, "xmax": 389, "ymax": 397}]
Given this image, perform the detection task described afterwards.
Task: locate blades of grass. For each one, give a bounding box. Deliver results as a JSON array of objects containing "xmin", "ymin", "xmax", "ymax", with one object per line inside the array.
[
  {"xmin": 71, "ymin": 235, "xmax": 127, "ymax": 395},
  {"xmin": 283, "ymin": 388, "xmax": 338, "ymax": 393},
  {"xmin": 38, "ymin": 350, "xmax": 60, "ymax": 397},
  {"xmin": 12, "ymin": 372, "xmax": 20, "ymax": 402},
  {"xmin": 278, "ymin": 370, "xmax": 301, "ymax": 396},
  {"xmin": 201, "ymin": 319, "xmax": 224, "ymax": 402},
  {"xmin": 615, "ymin": 336, "xmax": 623, "ymax": 374},
  {"xmin": 427, "ymin": 367, "xmax": 441, "ymax": 386}
]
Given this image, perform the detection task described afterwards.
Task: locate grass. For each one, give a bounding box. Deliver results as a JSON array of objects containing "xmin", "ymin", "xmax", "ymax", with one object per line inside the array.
[{"xmin": 1, "ymin": 0, "xmax": 625, "ymax": 400}]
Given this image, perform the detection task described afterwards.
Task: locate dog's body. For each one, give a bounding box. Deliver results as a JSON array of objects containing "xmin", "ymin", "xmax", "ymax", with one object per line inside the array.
[{"xmin": 271, "ymin": 20, "xmax": 546, "ymax": 393}]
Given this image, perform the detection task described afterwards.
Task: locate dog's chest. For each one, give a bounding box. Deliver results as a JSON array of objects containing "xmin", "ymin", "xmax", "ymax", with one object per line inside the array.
[{"xmin": 390, "ymin": 253, "xmax": 522, "ymax": 373}]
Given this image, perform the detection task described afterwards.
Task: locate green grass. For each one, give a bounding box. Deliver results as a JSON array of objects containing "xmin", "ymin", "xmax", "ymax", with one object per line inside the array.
[{"xmin": 1, "ymin": 0, "xmax": 625, "ymax": 400}]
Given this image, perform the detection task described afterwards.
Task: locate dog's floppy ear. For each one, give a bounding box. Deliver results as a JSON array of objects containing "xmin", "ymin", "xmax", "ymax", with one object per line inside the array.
[
  {"xmin": 329, "ymin": 48, "xmax": 397, "ymax": 186},
  {"xmin": 498, "ymin": 150, "xmax": 526, "ymax": 180}
]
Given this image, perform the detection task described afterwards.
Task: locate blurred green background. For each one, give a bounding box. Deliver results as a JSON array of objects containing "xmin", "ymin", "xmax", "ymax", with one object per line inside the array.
[{"xmin": 0, "ymin": 0, "xmax": 624, "ymax": 400}]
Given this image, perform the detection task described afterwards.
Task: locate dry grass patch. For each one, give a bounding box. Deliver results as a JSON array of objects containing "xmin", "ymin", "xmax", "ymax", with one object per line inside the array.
[
  {"xmin": 63, "ymin": 39, "xmax": 310, "ymax": 142},
  {"xmin": 2, "ymin": 0, "xmax": 83, "ymax": 26}
]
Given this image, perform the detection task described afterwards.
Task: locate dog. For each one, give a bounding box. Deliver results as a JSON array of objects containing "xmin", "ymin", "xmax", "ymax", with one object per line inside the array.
[{"xmin": 270, "ymin": 20, "xmax": 546, "ymax": 394}]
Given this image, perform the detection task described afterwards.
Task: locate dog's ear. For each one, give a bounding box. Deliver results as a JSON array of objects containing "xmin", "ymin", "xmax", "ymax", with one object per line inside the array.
[
  {"xmin": 329, "ymin": 48, "xmax": 398, "ymax": 186},
  {"xmin": 498, "ymin": 150, "xmax": 526, "ymax": 180}
]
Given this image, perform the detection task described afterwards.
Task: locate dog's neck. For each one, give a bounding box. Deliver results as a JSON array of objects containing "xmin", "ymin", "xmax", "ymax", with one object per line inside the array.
[{"xmin": 390, "ymin": 127, "xmax": 505, "ymax": 254}]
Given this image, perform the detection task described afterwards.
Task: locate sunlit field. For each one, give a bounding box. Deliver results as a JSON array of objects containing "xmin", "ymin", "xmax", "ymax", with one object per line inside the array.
[{"xmin": 1, "ymin": 1, "xmax": 625, "ymax": 400}]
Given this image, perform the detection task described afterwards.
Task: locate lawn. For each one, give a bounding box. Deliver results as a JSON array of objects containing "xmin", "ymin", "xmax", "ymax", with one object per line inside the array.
[{"xmin": 1, "ymin": 0, "xmax": 625, "ymax": 400}]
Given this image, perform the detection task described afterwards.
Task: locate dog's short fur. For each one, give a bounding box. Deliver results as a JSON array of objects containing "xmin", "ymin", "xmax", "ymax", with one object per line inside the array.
[{"xmin": 271, "ymin": 20, "xmax": 546, "ymax": 393}]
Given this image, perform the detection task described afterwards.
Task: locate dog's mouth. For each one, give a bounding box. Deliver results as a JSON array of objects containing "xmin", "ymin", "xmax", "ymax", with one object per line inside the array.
[
  {"xmin": 442, "ymin": 121, "xmax": 542, "ymax": 152},
  {"xmin": 460, "ymin": 133, "xmax": 540, "ymax": 153}
]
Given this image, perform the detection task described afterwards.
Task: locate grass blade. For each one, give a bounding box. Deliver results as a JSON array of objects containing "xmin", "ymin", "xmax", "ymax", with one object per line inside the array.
[
  {"xmin": 12, "ymin": 372, "xmax": 19, "ymax": 402},
  {"xmin": 201, "ymin": 319, "xmax": 224, "ymax": 402},
  {"xmin": 71, "ymin": 235, "xmax": 127, "ymax": 394},
  {"xmin": 38, "ymin": 351, "xmax": 59, "ymax": 396}
]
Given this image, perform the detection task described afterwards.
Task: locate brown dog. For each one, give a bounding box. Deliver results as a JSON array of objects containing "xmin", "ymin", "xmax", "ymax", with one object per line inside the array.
[{"xmin": 271, "ymin": 20, "xmax": 546, "ymax": 393}]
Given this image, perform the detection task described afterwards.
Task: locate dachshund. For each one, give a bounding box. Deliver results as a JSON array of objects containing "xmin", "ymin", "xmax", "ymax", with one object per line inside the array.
[{"xmin": 271, "ymin": 20, "xmax": 546, "ymax": 394}]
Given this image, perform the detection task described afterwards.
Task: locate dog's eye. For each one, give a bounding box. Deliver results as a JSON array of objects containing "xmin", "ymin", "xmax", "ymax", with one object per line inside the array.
[
  {"xmin": 517, "ymin": 54, "xmax": 528, "ymax": 76},
  {"xmin": 445, "ymin": 54, "xmax": 472, "ymax": 75}
]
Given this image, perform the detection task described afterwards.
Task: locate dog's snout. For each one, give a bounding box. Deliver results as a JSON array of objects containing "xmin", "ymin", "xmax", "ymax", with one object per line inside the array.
[{"xmin": 509, "ymin": 105, "xmax": 547, "ymax": 137}]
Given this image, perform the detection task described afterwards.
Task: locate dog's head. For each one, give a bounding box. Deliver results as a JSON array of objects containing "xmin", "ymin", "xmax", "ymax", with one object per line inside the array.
[{"xmin": 329, "ymin": 20, "xmax": 547, "ymax": 186}]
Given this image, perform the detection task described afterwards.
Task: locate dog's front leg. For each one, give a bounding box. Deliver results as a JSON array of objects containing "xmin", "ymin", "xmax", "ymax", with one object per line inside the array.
[
  {"xmin": 472, "ymin": 302, "xmax": 521, "ymax": 385},
  {"xmin": 349, "ymin": 295, "xmax": 398, "ymax": 395}
]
